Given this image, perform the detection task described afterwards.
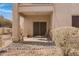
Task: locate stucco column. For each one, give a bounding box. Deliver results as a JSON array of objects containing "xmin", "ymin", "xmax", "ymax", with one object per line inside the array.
[
  {"xmin": 50, "ymin": 12, "xmax": 54, "ymax": 41},
  {"xmin": 51, "ymin": 5, "xmax": 56, "ymax": 41},
  {"xmin": 51, "ymin": 13, "xmax": 54, "ymax": 30},
  {"xmin": 12, "ymin": 4, "xmax": 20, "ymax": 42},
  {"xmin": 51, "ymin": 4, "xmax": 56, "ymax": 29}
]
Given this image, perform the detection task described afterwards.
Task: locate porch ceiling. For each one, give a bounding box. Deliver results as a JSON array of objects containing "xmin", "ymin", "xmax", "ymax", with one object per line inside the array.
[
  {"xmin": 18, "ymin": 5, "xmax": 54, "ymax": 13},
  {"xmin": 20, "ymin": 12, "xmax": 52, "ymax": 16}
]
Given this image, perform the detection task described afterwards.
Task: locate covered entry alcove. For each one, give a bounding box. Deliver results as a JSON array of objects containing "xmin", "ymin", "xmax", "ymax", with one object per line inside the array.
[
  {"xmin": 20, "ymin": 14, "xmax": 51, "ymax": 38},
  {"xmin": 12, "ymin": 3, "xmax": 54, "ymax": 42}
]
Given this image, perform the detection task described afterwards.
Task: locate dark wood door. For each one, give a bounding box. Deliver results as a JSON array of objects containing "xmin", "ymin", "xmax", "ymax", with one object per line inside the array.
[
  {"xmin": 72, "ymin": 16, "xmax": 79, "ymax": 28},
  {"xmin": 33, "ymin": 22, "xmax": 39, "ymax": 36},
  {"xmin": 40, "ymin": 22, "xmax": 46, "ymax": 36},
  {"xmin": 33, "ymin": 22, "xmax": 47, "ymax": 37}
]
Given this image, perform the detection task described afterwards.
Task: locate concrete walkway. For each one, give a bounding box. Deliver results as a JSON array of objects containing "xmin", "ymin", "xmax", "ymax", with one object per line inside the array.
[
  {"xmin": 5, "ymin": 37, "xmax": 53, "ymax": 50},
  {"xmin": 0, "ymin": 35, "xmax": 57, "ymax": 56}
]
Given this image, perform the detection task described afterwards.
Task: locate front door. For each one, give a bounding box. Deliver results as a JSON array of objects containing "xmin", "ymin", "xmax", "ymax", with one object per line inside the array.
[{"xmin": 33, "ymin": 22, "xmax": 47, "ymax": 37}]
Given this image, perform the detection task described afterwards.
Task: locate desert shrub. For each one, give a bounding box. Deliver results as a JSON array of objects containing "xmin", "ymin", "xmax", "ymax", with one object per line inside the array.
[
  {"xmin": 0, "ymin": 27, "xmax": 11, "ymax": 35},
  {"xmin": 0, "ymin": 36, "xmax": 2, "ymax": 47},
  {"xmin": 0, "ymin": 17, "xmax": 12, "ymax": 28},
  {"xmin": 53, "ymin": 27, "xmax": 79, "ymax": 56},
  {"xmin": 0, "ymin": 28, "xmax": 4, "ymax": 34},
  {"xmin": 4, "ymin": 27, "xmax": 11, "ymax": 34}
]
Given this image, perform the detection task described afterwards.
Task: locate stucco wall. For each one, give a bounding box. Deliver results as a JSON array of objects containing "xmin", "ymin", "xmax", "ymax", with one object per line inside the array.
[
  {"xmin": 53, "ymin": 3, "xmax": 79, "ymax": 28},
  {"xmin": 20, "ymin": 16, "xmax": 25, "ymax": 35},
  {"xmin": 20, "ymin": 16, "xmax": 24, "ymax": 30},
  {"xmin": 24, "ymin": 15, "xmax": 51, "ymax": 37},
  {"xmin": 53, "ymin": 4, "xmax": 72, "ymax": 28},
  {"xmin": 19, "ymin": 3, "xmax": 79, "ymax": 36},
  {"xmin": 71, "ymin": 4, "xmax": 79, "ymax": 15}
]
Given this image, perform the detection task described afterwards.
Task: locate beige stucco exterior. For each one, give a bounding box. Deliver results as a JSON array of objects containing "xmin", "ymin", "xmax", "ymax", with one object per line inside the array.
[
  {"xmin": 12, "ymin": 3, "xmax": 79, "ymax": 42},
  {"xmin": 23, "ymin": 15, "xmax": 51, "ymax": 37}
]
